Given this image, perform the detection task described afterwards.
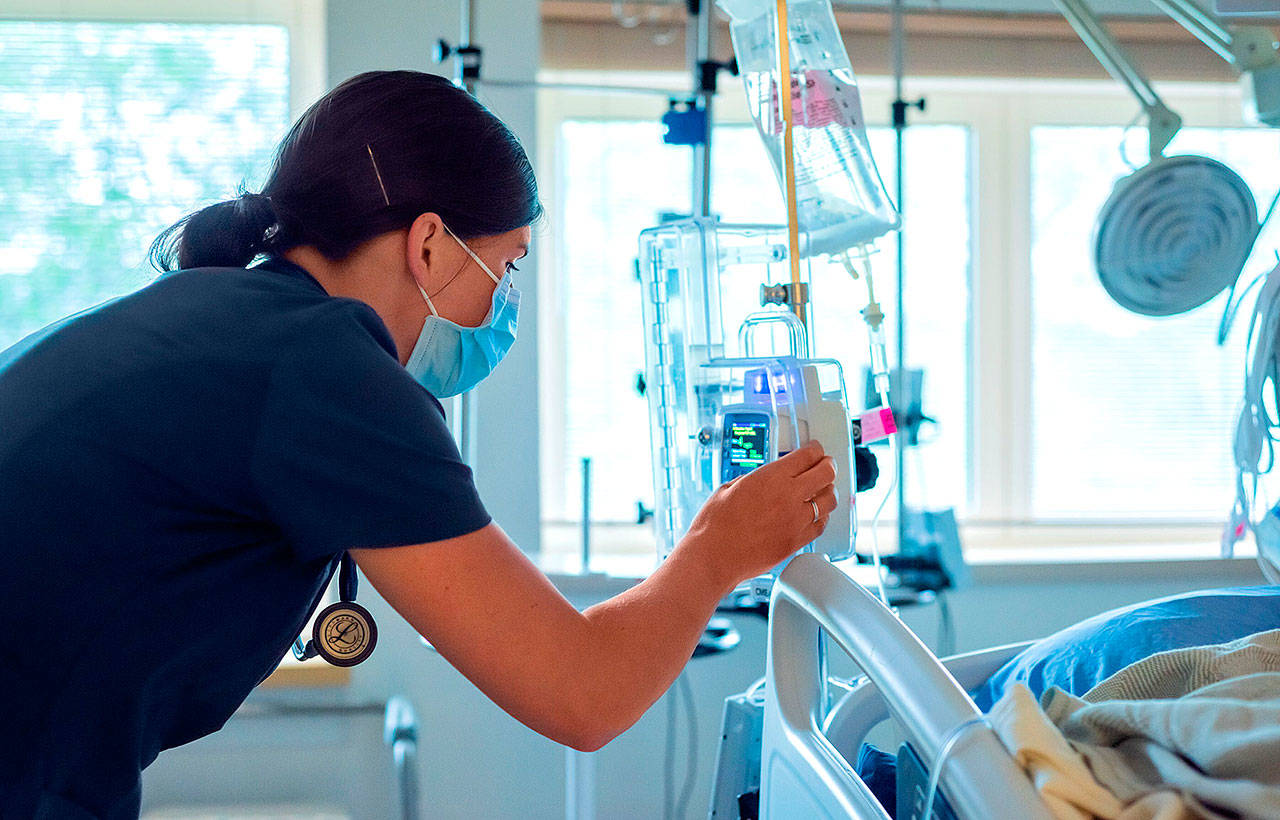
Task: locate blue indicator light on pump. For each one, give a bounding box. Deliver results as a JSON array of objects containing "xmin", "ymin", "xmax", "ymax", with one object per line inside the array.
[{"xmin": 749, "ymin": 370, "xmax": 788, "ymax": 397}]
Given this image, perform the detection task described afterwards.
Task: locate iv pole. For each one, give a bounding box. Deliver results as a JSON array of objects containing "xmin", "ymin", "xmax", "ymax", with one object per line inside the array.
[
  {"xmin": 448, "ymin": 0, "xmax": 481, "ymax": 466},
  {"xmin": 890, "ymin": 0, "xmax": 925, "ymax": 557},
  {"xmin": 442, "ymin": 8, "xmax": 597, "ymax": 811},
  {"xmin": 436, "ymin": 5, "xmax": 731, "ymax": 817},
  {"xmin": 690, "ymin": 0, "xmax": 715, "ymax": 217},
  {"xmin": 891, "ymin": 0, "xmax": 908, "ymax": 559}
]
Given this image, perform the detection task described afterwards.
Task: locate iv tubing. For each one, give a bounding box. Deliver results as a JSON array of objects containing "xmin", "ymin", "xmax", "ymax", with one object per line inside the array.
[
  {"xmin": 839, "ymin": 249, "xmax": 892, "ymax": 408},
  {"xmin": 837, "ymin": 247, "xmax": 893, "ymax": 607},
  {"xmin": 775, "ymin": 0, "xmax": 806, "ymax": 326},
  {"xmin": 867, "ymin": 434, "xmax": 896, "ymax": 607}
]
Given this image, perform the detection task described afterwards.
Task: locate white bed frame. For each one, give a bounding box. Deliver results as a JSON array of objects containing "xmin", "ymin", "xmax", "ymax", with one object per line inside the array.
[{"xmin": 760, "ymin": 554, "xmax": 1055, "ymax": 819}]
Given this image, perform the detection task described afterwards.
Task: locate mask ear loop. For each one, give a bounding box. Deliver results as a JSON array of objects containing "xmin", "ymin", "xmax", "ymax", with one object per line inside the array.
[
  {"xmin": 417, "ymin": 283, "xmax": 441, "ymax": 317},
  {"xmin": 442, "ymin": 222, "xmax": 502, "ymax": 285},
  {"xmin": 369, "ymin": 144, "xmax": 498, "ymax": 306}
]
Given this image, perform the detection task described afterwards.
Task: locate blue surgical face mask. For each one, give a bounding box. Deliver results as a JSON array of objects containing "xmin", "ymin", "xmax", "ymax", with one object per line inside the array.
[{"xmin": 405, "ymin": 225, "xmax": 521, "ymax": 398}]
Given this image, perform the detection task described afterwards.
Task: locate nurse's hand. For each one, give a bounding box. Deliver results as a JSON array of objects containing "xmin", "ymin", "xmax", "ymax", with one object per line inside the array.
[{"xmin": 678, "ymin": 440, "xmax": 838, "ymax": 587}]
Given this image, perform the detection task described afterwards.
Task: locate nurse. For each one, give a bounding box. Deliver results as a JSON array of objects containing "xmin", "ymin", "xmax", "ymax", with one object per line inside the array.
[{"xmin": 0, "ymin": 70, "xmax": 837, "ymax": 818}]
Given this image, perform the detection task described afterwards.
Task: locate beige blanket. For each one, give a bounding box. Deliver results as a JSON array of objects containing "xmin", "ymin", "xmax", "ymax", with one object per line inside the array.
[{"xmin": 990, "ymin": 629, "xmax": 1280, "ymax": 820}]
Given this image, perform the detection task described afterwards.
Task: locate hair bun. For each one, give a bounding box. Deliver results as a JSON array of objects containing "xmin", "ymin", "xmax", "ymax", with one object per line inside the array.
[
  {"xmin": 154, "ymin": 193, "xmax": 279, "ymax": 270},
  {"xmin": 237, "ymin": 191, "xmax": 276, "ymax": 218}
]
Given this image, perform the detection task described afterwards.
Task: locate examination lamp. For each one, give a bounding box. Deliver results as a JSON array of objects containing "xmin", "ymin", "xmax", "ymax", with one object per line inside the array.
[{"xmin": 1054, "ymin": 0, "xmax": 1276, "ymax": 316}]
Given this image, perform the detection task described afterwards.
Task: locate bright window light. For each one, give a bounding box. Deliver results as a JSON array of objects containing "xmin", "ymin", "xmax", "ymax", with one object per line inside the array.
[
  {"xmin": 1030, "ymin": 125, "xmax": 1280, "ymax": 519},
  {"xmin": 0, "ymin": 21, "xmax": 290, "ymax": 351}
]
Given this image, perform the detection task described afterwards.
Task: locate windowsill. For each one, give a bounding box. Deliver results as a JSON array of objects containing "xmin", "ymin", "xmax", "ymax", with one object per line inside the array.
[{"xmin": 539, "ymin": 521, "xmax": 1269, "ymax": 592}]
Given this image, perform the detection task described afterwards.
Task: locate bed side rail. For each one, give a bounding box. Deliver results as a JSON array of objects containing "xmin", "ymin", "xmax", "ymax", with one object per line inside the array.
[
  {"xmin": 822, "ymin": 640, "xmax": 1035, "ymax": 755},
  {"xmin": 760, "ymin": 555, "xmax": 1052, "ymax": 820}
]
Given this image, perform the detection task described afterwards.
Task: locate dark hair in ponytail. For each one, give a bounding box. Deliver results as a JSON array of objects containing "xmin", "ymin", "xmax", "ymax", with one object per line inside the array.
[{"xmin": 151, "ymin": 70, "xmax": 543, "ymax": 271}]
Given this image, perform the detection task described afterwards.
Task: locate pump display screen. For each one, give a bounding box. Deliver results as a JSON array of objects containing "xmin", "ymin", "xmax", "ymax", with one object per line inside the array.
[{"xmin": 721, "ymin": 412, "xmax": 771, "ymax": 481}]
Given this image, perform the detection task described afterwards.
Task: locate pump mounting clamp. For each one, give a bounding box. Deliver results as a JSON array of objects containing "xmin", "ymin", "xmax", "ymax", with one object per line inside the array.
[{"xmin": 760, "ymin": 282, "xmax": 809, "ymax": 308}]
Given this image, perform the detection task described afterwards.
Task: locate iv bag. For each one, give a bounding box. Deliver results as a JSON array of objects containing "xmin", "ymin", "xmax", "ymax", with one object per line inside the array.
[{"xmin": 718, "ymin": 0, "xmax": 900, "ymax": 256}]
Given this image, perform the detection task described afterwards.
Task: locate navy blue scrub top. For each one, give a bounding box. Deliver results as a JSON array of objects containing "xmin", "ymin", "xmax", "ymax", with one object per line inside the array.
[{"xmin": 0, "ymin": 258, "xmax": 491, "ymax": 819}]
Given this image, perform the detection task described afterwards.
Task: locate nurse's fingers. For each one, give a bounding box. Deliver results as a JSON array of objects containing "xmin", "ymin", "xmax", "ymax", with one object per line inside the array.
[
  {"xmin": 776, "ymin": 440, "xmax": 826, "ymax": 476},
  {"xmin": 796, "ymin": 456, "xmax": 838, "ymax": 500}
]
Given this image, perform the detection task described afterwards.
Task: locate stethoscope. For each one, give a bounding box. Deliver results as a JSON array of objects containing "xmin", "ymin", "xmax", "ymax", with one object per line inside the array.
[{"xmin": 291, "ymin": 552, "xmax": 378, "ymax": 667}]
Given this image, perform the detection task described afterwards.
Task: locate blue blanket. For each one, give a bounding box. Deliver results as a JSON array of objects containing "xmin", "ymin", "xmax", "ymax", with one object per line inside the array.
[
  {"xmin": 969, "ymin": 585, "xmax": 1280, "ymax": 709},
  {"xmin": 855, "ymin": 585, "xmax": 1280, "ymax": 818}
]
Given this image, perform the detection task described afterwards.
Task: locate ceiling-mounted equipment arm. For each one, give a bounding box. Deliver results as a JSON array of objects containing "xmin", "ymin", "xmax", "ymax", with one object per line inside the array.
[
  {"xmin": 1051, "ymin": 0, "xmax": 1184, "ymax": 159},
  {"xmin": 1147, "ymin": 0, "xmax": 1235, "ymax": 62},
  {"xmin": 1148, "ymin": 0, "xmax": 1280, "ymax": 125},
  {"xmin": 1151, "ymin": 0, "xmax": 1280, "ymax": 73}
]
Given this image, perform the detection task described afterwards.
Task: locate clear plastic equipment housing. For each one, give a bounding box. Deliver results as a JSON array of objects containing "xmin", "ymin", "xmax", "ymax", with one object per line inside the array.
[{"xmin": 638, "ymin": 219, "xmax": 856, "ymax": 567}]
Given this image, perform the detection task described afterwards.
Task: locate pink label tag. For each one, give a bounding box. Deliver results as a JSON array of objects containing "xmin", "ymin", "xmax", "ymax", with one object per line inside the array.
[
  {"xmin": 858, "ymin": 407, "xmax": 897, "ymax": 444},
  {"xmin": 766, "ymin": 70, "xmax": 863, "ymax": 135}
]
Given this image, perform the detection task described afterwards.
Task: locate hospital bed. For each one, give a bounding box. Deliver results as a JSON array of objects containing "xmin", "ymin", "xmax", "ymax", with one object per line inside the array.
[{"xmin": 749, "ymin": 555, "xmax": 1280, "ymax": 820}]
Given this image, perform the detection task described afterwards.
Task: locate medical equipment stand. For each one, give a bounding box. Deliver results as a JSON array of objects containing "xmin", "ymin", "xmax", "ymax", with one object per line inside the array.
[{"xmin": 440, "ymin": 0, "xmax": 482, "ymax": 468}]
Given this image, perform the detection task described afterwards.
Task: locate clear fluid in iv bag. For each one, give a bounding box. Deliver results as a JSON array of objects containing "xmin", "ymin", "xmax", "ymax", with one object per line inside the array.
[{"xmin": 725, "ymin": 0, "xmax": 900, "ymax": 256}]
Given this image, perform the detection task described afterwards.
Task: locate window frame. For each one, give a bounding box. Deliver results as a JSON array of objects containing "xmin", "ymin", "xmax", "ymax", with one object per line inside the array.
[{"xmin": 537, "ymin": 69, "xmax": 1263, "ymax": 567}]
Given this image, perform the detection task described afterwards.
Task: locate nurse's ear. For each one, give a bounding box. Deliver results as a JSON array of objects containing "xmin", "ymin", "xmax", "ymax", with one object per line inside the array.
[{"xmin": 405, "ymin": 212, "xmax": 447, "ymax": 292}]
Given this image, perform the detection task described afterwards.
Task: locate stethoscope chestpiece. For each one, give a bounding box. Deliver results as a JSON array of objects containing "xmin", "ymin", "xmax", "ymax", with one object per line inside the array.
[
  {"xmin": 291, "ymin": 553, "xmax": 378, "ymax": 667},
  {"xmin": 309, "ymin": 599, "xmax": 378, "ymax": 667}
]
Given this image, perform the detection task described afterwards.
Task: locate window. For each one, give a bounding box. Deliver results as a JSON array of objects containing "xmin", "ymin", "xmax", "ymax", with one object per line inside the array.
[
  {"xmin": 543, "ymin": 119, "xmax": 975, "ymax": 523},
  {"xmin": 547, "ymin": 120, "xmax": 689, "ymax": 525},
  {"xmin": 539, "ymin": 74, "xmax": 972, "ymax": 568},
  {"xmin": 0, "ymin": 19, "xmax": 293, "ymax": 351},
  {"xmin": 1030, "ymin": 125, "xmax": 1280, "ymax": 520},
  {"xmin": 541, "ymin": 72, "xmax": 1276, "ymax": 568},
  {"xmin": 0, "ymin": 6, "xmax": 321, "ymax": 669}
]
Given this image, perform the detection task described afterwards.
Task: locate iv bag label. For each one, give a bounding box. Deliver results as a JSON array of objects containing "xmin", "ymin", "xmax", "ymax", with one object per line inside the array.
[{"xmin": 765, "ymin": 70, "xmax": 864, "ymax": 135}]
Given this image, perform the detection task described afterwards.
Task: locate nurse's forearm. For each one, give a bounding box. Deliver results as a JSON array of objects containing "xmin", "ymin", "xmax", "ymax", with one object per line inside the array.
[
  {"xmin": 352, "ymin": 524, "xmax": 738, "ymax": 753},
  {"xmin": 571, "ymin": 535, "xmax": 737, "ymax": 748}
]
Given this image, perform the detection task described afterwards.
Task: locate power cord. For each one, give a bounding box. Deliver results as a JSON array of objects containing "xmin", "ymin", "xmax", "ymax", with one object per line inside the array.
[{"xmin": 1228, "ymin": 257, "xmax": 1280, "ymax": 583}]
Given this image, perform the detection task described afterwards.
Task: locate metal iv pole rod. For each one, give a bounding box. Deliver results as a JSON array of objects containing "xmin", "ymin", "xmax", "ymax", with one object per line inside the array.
[
  {"xmin": 891, "ymin": 0, "xmax": 908, "ymax": 551},
  {"xmin": 452, "ymin": 0, "xmax": 480, "ymax": 464},
  {"xmin": 689, "ymin": 0, "xmax": 714, "ymax": 217},
  {"xmin": 459, "ymin": 0, "xmax": 478, "ymax": 94}
]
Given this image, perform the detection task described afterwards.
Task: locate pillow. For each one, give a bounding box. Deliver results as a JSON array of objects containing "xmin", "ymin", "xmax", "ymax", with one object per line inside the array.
[{"xmin": 969, "ymin": 585, "xmax": 1280, "ymax": 712}]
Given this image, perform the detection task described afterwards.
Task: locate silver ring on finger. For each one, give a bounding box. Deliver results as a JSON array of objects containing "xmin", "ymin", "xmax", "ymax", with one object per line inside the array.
[{"xmin": 810, "ymin": 499, "xmax": 821, "ymax": 523}]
